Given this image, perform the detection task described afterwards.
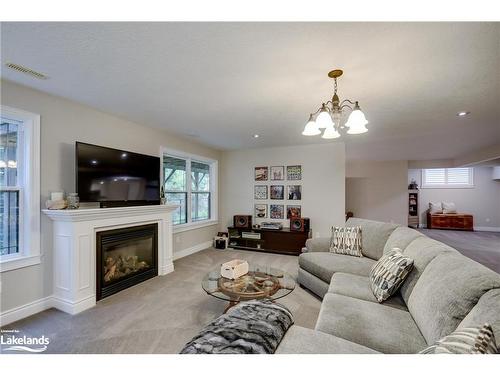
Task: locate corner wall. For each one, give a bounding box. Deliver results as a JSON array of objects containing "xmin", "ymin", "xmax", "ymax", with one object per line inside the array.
[
  {"xmin": 220, "ymin": 143, "xmax": 346, "ymax": 238},
  {"xmin": 346, "ymin": 160, "xmax": 408, "ymax": 225}
]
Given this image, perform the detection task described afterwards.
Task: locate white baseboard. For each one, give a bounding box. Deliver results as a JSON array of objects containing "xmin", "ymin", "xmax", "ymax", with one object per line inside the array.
[
  {"xmin": 173, "ymin": 240, "xmax": 213, "ymax": 260},
  {"xmin": 51, "ymin": 295, "xmax": 96, "ymax": 315},
  {"xmin": 474, "ymin": 226, "xmax": 500, "ymax": 232},
  {"xmin": 0, "ymin": 296, "xmax": 53, "ymax": 327}
]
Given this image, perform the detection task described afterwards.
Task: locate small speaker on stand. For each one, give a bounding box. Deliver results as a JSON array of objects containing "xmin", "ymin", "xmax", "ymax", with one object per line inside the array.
[
  {"xmin": 234, "ymin": 215, "xmax": 252, "ymax": 229},
  {"xmin": 290, "ymin": 217, "xmax": 310, "ymax": 232}
]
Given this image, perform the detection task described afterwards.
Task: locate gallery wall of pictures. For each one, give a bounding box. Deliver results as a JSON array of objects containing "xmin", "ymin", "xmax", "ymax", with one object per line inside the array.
[{"xmin": 254, "ymin": 165, "xmax": 302, "ymax": 222}]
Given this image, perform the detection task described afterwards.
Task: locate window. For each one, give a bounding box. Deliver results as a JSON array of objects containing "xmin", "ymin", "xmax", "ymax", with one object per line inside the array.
[
  {"xmin": 0, "ymin": 106, "xmax": 40, "ymax": 272},
  {"xmin": 162, "ymin": 149, "xmax": 217, "ymax": 230},
  {"xmin": 421, "ymin": 168, "xmax": 474, "ymax": 188}
]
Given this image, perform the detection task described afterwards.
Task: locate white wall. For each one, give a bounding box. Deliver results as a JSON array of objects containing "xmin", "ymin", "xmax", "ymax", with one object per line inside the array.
[
  {"xmin": 346, "ymin": 160, "xmax": 408, "ymax": 225},
  {"xmin": 409, "ymin": 166, "xmax": 500, "ymax": 230},
  {"xmin": 219, "ymin": 143, "xmax": 346, "ymax": 238},
  {"xmin": 1, "ymin": 80, "xmax": 221, "ymax": 314}
]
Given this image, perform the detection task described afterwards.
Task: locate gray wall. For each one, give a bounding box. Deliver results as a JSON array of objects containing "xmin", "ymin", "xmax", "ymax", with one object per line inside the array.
[
  {"xmin": 1, "ymin": 80, "xmax": 221, "ymax": 312},
  {"xmin": 346, "ymin": 160, "xmax": 408, "ymax": 225},
  {"xmin": 408, "ymin": 166, "xmax": 500, "ymax": 229}
]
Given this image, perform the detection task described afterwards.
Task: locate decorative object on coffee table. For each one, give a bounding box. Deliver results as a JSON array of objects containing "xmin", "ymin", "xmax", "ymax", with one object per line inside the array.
[
  {"xmin": 220, "ymin": 259, "xmax": 249, "ymax": 280},
  {"xmin": 202, "ymin": 263, "xmax": 296, "ymax": 312}
]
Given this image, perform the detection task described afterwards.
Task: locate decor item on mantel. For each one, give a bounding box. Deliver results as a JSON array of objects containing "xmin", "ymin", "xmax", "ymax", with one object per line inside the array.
[
  {"xmin": 302, "ymin": 69, "xmax": 369, "ymax": 138},
  {"xmin": 45, "ymin": 191, "xmax": 68, "ymax": 210}
]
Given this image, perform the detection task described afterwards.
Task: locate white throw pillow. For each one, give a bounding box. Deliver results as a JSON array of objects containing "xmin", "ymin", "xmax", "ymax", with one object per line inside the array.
[
  {"xmin": 442, "ymin": 202, "xmax": 457, "ymax": 214},
  {"xmin": 329, "ymin": 226, "xmax": 363, "ymax": 257},
  {"xmin": 429, "ymin": 202, "xmax": 442, "ymax": 214}
]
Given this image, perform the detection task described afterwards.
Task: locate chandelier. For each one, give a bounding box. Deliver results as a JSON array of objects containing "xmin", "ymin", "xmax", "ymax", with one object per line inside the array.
[{"xmin": 302, "ymin": 69, "xmax": 369, "ymax": 139}]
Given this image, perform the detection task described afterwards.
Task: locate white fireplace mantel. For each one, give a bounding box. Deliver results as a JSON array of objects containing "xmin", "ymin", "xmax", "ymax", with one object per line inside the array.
[{"xmin": 43, "ymin": 204, "xmax": 178, "ymax": 315}]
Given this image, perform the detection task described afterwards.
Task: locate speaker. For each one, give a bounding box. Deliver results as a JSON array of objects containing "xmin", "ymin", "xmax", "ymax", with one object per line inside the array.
[
  {"xmin": 234, "ymin": 215, "xmax": 252, "ymax": 229},
  {"xmin": 290, "ymin": 217, "xmax": 310, "ymax": 232}
]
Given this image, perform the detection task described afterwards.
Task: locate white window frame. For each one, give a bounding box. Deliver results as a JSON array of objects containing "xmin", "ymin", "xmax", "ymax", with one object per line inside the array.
[
  {"xmin": 0, "ymin": 106, "xmax": 41, "ymax": 272},
  {"xmin": 421, "ymin": 168, "xmax": 474, "ymax": 189},
  {"xmin": 160, "ymin": 147, "xmax": 218, "ymax": 233}
]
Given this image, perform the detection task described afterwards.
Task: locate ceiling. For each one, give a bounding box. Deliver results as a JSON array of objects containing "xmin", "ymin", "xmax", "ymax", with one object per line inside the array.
[{"xmin": 1, "ymin": 22, "xmax": 499, "ymax": 160}]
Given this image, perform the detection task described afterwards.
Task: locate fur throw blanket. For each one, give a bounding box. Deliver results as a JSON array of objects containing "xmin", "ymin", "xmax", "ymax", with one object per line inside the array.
[{"xmin": 180, "ymin": 300, "xmax": 294, "ymax": 354}]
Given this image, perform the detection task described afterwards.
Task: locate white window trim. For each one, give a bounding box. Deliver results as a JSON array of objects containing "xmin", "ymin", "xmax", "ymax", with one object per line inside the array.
[
  {"xmin": 421, "ymin": 168, "xmax": 474, "ymax": 189},
  {"xmin": 0, "ymin": 106, "xmax": 41, "ymax": 272},
  {"xmin": 160, "ymin": 147, "xmax": 218, "ymax": 233}
]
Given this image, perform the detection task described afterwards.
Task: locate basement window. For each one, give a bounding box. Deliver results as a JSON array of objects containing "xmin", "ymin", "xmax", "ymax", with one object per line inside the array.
[
  {"xmin": 421, "ymin": 168, "xmax": 474, "ymax": 188},
  {"xmin": 161, "ymin": 148, "xmax": 218, "ymax": 232},
  {"xmin": 0, "ymin": 106, "xmax": 41, "ymax": 272}
]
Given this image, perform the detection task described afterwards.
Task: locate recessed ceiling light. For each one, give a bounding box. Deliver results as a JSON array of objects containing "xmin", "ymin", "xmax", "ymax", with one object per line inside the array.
[
  {"xmin": 91, "ymin": 160, "xmax": 98, "ymax": 165},
  {"xmin": 253, "ymin": 134, "xmax": 260, "ymax": 138},
  {"xmin": 457, "ymin": 111, "xmax": 470, "ymax": 117},
  {"xmin": 121, "ymin": 153, "xmax": 128, "ymax": 158}
]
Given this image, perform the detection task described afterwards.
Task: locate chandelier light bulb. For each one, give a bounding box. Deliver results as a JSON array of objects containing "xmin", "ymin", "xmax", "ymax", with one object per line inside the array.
[
  {"xmin": 315, "ymin": 105, "xmax": 333, "ymax": 129},
  {"xmin": 345, "ymin": 102, "xmax": 368, "ymax": 134},
  {"xmin": 302, "ymin": 115, "xmax": 321, "ymax": 136},
  {"xmin": 321, "ymin": 125, "xmax": 341, "ymax": 139}
]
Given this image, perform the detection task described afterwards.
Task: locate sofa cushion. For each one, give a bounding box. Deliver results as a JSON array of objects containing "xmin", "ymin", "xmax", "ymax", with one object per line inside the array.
[
  {"xmin": 329, "ymin": 272, "xmax": 407, "ymax": 311},
  {"xmin": 299, "ymin": 252, "xmax": 376, "ymax": 283},
  {"xmin": 408, "ymin": 252, "xmax": 500, "ymax": 344},
  {"xmin": 369, "ymin": 248, "xmax": 414, "ymax": 302},
  {"xmin": 419, "ymin": 323, "xmax": 498, "ymax": 354},
  {"xmin": 383, "ymin": 226, "xmax": 424, "ymax": 254},
  {"xmin": 329, "ymin": 226, "xmax": 363, "ymax": 257},
  {"xmin": 315, "ymin": 293, "xmax": 427, "ymax": 353},
  {"xmin": 297, "ymin": 268, "xmax": 330, "ymax": 298},
  {"xmin": 346, "ymin": 218, "xmax": 399, "ymax": 260},
  {"xmin": 400, "ymin": 236, "xmax": 457, "ymax": 304},
  {"xmin": 458, "ymin": 288, "xmax": 500, "ymax": 347},
  {"xmin": 275, "ymin": 325, "xmax": 380, "ymax": 354},
  {"xmin": 305, "ymin": 237, "xmax": 330, "ymax": 253}
]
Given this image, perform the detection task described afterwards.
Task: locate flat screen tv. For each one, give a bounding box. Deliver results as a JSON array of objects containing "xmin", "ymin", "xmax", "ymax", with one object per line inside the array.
[{"xmin": 76, "ymin": 142, "xmax": 160, "ymax": 207}]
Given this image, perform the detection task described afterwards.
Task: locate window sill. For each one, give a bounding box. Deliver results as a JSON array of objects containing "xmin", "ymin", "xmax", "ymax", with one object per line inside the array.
[
  {"xmin": 420, "ymin": 185, "xmax": 475, "ymax": 189},
  {"xmin": 0, "ymin": 254, "xmax": 42, "ymax": 273},
  {"xmin": 173, "ymin": 219, "xmax": 219, "ymax": 234}
]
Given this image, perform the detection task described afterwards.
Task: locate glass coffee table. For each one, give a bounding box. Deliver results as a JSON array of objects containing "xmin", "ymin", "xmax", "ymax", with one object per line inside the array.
[{"xmin": 202, "ymin": 263, "xmax": 296, "ymax": 312}]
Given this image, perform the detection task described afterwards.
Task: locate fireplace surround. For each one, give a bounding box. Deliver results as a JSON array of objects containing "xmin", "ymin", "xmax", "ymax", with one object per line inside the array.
[{"xmin": 43, "ymin": 204, "xmax": 177, "ymax": 314}]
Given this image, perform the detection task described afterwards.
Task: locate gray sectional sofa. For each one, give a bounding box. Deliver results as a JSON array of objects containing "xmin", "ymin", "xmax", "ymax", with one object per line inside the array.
[{"xmin": 276, "ymin": 218, "xmax": 500, "ymax": 354}]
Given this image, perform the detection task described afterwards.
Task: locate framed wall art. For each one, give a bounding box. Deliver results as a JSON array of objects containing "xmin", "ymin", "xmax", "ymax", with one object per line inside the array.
[
  {"xmin": 255, "ymin": 204, "xmax": 267, "ymax": 219},
  {"xmin": 270, "ymin": 204, "xmax": 284, "ymax": 219},
  {"xmin": 287, "ymin": 165, "xmax": 302, "ymax": 180},
  {"xmin": 287, "ymin": 205, "xmax": 301, "ymax": 219},
  {"xmin": 270, "ymin": 185, "xmax": 284, "ymax": 200},
  {"xmin": 270, "ymin": 166, "xmax": 285, "ymax": 180},
  {"xmin": 254, "ymin": 185, "xmax": 268, "ymax": 199},
  {"xmin": 254, "ymin": 166, "xmax": 268, "ymax": 181},
  {"xmin": 287, "ymin": 185, "xmax": 302, "ymax": 200}
]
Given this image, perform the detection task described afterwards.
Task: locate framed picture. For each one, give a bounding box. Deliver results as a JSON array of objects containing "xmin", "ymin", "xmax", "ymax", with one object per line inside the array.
[
  {"xmin": 287, "ymin": 185, "xmax": 302, "ymax": 200},
  {"xmin": 270, "ymin": 204, "xmax": 284, "ymax": 219},
  {"xmin": 254, "ymin": 204, "xmax": 267, "ymax": 219},
  {"xmin": 287, "ymin": 165, "xmax": 302, "ymax": 180},
  {"xmin": 270, "ymin": 166, "xmax": 285, "ymax": 180},
  {"xmin": 254, "ymin": 185, "xmax": 268, "ymax": 200},
  {"xmin": 287, "ymin": 205, "xmax": 301, "ymax": 219},
  {"xmin": 255, "ymin": 166, "xmax": 268, "ymax": 181},
  {"xmin": 270, "ymin": 185, "xmax": 284, "ymax": 200}
]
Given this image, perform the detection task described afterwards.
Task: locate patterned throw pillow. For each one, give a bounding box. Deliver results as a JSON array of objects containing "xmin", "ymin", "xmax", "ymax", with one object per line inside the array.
[
  {"xmin": 419, "ymin": 323, "xmax": 498, "ymax": 354},
  {"xmin": 329, "ymin": 226, "xmax": 362, "ymax": 257},
  {"xmin": 369, "ymin": 248, "xmax": 414, "ymax": 302}
]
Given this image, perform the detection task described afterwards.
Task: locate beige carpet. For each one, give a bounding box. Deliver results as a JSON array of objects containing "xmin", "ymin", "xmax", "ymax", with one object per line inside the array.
[{"xmin": 2, "ymin": 248, "xmax": 321, "ymax": 354}]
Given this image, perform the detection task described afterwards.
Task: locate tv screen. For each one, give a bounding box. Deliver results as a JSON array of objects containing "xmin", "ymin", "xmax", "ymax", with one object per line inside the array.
[{"xmin": 76, "ymin": 142, "xmax": 160, "ymax": 205}]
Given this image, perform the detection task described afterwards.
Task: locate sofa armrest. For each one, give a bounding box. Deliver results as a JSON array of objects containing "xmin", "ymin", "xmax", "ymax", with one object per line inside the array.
[{"xmin": 305, "ymin": 237, "xmax": 331, "ymax": 253}]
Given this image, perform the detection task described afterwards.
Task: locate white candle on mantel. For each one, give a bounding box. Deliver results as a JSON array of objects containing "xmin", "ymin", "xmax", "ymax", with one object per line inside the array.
[{"xmin": 51, "ymin": 192, "xmax": 64, "ymax": 201}]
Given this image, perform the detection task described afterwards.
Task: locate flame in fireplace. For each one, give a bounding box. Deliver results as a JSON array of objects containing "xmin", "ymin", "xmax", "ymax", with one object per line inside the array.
[{"xmin": 104, "ymin": 255, "xmax": 149, "ymax": 283}]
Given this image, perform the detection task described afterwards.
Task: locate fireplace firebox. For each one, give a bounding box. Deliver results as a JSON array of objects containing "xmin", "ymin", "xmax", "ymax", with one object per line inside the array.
[{"xmin": 96, "ymin": 224, "xmax": 158, "ymax": 300}]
